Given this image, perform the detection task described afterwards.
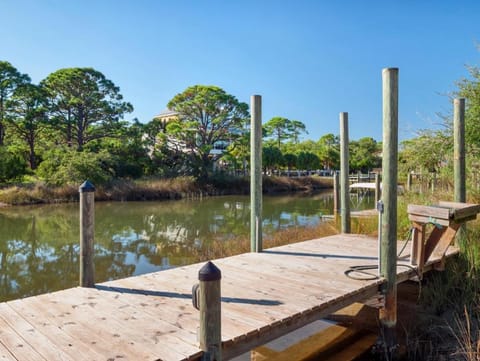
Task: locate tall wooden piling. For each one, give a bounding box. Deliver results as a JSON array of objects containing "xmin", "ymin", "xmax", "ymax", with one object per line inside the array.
[
  {"xmin": 340, "ymin": 112, "xmax": 351, "ymax": 233},
  {"xmin": 333, "ymin": 171, "xmax": 340, "ymax": 214},
  {"xmin": 79, "ymin": 180, "xmax": 95, "ymax": 288},
  {"xmin": 454, "ymin": 98, "xmax": 466, "ymax": 203},
  {"xmin": 250, "ymin": 95, "xmax": 263, "ymax": 252},
  {"xmin": 198, "ymin": 261, "xmax": 222, "ymax": 361},
  {"xmin": 379, "ymin": 68, "xmax": 399, "ymax": 352}
]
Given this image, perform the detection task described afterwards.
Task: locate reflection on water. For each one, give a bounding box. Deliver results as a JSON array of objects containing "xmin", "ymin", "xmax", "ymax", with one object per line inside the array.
[{"xmin": 0, "ymin": 191, "xmax": 374, "ymax": 301}]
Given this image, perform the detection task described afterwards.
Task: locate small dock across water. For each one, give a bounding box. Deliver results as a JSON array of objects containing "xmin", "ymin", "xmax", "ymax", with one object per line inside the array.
[{"xmin": 0, "ymin": 233, "xmax": 458, "ymax": 360}]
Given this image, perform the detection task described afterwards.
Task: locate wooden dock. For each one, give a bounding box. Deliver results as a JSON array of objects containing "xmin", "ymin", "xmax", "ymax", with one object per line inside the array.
[{"xmin": 0, "ymin": 234, "xmax": 458, "ymax": 361}]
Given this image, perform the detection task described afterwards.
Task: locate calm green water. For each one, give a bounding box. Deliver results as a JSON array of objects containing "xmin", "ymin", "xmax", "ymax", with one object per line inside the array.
[{"xmin": 0, "ymin": 192, "xmax": 374, "ymax": 301}]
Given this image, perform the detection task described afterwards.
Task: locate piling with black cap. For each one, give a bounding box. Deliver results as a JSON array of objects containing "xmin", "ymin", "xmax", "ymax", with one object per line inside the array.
[
  {"xmin": 198, "ymin": 261, "xmax": 222, "ymax": 360},
  {"xmin": 79, "ymin": 180, "xmax": 95, "ymax": 287}
]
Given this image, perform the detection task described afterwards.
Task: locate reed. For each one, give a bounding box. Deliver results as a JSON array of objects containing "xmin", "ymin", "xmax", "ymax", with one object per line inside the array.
[
  {"xmin": 0, "ymin": 175, "xmax": 332, "ymax": 205},
  {"xmin": 191, "ymin": 221, "xmax": 339, "ymax": 262}
]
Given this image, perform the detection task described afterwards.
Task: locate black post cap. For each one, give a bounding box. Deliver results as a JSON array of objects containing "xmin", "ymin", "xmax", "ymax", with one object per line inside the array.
[
  {"xmin": 198, "ymin": 261, "xmax": 221, "ymax": 282},
  {"xmin": 79, "ymin": 180, "xmax": 96, "ymax": 193}
]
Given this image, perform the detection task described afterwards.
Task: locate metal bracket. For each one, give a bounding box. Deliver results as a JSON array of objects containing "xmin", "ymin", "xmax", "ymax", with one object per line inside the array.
[{"xmin": 192, "ymin": 283, "xmax": 200, "ymax": 310}]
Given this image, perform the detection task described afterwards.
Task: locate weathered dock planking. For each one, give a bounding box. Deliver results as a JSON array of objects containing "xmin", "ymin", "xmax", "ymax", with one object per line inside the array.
[{"xmin": 0, "ymin": 234, "xmax": 458, "ymax": 361}]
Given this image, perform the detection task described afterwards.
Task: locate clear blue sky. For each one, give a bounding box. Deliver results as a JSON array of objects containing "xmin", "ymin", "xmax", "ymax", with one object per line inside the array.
[{"xmin": 2, "ymin": 0, "xmax": 479, "ymax": 142}]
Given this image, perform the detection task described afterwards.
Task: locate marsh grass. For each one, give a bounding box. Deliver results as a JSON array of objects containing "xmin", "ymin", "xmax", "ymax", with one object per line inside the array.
[
  {"xmin": 0, "ymin": 175, "xmax": 332, "ymax": 205},
  {"xmin": 450, "ymin": 306, "xmax": 480, "ymax": 361},
  {"xmin": 193, "ymin": 221, "xmax": 339, "ymax": 261},
  {"xmin": 396, "ymin": 189, "xmax": 480, "ymax": 361}
]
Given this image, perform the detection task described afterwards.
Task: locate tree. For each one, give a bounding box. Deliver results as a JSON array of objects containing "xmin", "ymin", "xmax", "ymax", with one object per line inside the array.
[
  {"xmin": 224, "ymin": 130, "xmax": 250, "ymax": 175},
  {"xmin": 317, "ymin": 133, "xmax": 339, "ymax": 169},
  {"xmin": 399, "ymin": 130, "xmax": 451, "ymax": 175},
  {"xmin": 6, "ymin": 84, "xmax": 49, "ymax": 169},
  {"xmin": 263, "ymin": 145, "xmax": 283, "ymax": 174},
  {"xmin": 456, "ymin": 64, "xmax": 480, "ymax": 151},
  {"xmin": 36, "ymin": 147, "xmax": 115, "ymax": 185},
  {"xmin": 264, "ymin": 117, "xmax": 307, "ymax": 148},
  {"xmin": 166, "ymin": 85, "xmax": 249, "ymax": 179},
  {"xmin": 41, "ymin": 68, "xmax": 133, "ymax": 151},
  {"xmin": 90, "ymin": 120, "xmax": 153, "ymax": 178},
  {"xmin": 290, "ymin": 120, "xmax": 308, "ymax": 144},
  {"xmin": 283, "ymin": 153, "xmax": 297, "ymax": 175},
  {"xmin": 0, "ymin": 147, "xmax": 27, "ymax": 182},
  {"xmin": 296, "ymin": 151, "xmax": 320, "ymax": 171},
  {"xmin": 349, "ymin": 137, "xmax": 381, "ymax": 172},
  {"xmin": 0, "ymin": 61, "xmax": 31, "ymax": 145}
]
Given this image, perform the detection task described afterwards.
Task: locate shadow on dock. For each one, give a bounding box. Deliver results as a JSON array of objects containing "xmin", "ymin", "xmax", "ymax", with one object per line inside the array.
[{"xmin": 95, "ymin": 284, "xmax": 283, "ymax": 306}]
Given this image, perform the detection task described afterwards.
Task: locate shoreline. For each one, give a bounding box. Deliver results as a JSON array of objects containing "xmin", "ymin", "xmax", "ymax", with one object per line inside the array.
[{"xmin": 0, "ymin": 175, "xmax": 333, "ymax": 206}]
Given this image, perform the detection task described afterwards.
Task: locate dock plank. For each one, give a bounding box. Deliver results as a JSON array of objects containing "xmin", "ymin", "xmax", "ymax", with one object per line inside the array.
[
  {"xmin": 0, "ymin": 313, "xmax": 46, "ymax": 361},
  {"xmin": 0, "ymin": 303, "xmax": 73, "ymax": 361},
  {"xmin": 7, "ymin": 298, "xmax": 106, "ymax": 361}
]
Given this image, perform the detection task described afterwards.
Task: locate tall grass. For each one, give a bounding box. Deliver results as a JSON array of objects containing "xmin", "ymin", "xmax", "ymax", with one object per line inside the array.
[
  {"xmin": 192, "ymin": 221, "xmax": 339, "ymax": 262},
  {"xmin": 451, "ymin": 306, "xmax": 480, "ymax": 361},
  {"xmin": 0, "ymin": 175, "xmax": 332, "ymax": 205},
  {"xmin": 397, "ymin": 188, "xmax": 480, "ymax": 360}
]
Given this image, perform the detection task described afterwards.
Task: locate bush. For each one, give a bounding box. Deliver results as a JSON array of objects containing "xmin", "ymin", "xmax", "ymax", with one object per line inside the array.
[
  {"xmin": 0, "ymin": 146, "xmax": 28, "ymax": 183},
  {"xmin": 36, "ymin": 148, "xmax": 114, "ymax": 186}
]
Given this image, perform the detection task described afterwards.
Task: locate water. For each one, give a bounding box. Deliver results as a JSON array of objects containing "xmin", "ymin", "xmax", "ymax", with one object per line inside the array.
[{"xmin": 0, "ymin": 191, "xmax": 374, "ymax": 301}]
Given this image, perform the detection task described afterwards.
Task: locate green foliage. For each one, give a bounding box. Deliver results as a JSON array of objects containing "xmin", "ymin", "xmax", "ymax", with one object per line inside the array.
[
  {"xmin": 262, "ymin": 145, "xmax": 283, "ymax": 172},
  {"xmin": 5, "ymin": 83, "xmax": 49, "ymax": 169},
  {"xmin": 317, "ymin": 133, "xmax": 339, "ymax": 169},
  {"xmin": 296, "ymin": 151, "xmax": 320, "ymax": 170},
  {"xmin": 88, "ymin": 120, "xmax": 152, "ymax": 179},
  {"xmin": 0, "ymin": 61, "xmax": 31, "ymax": 145},
  {"xmin": 349, "ymin": 137, "xmax": 381, "ymax": 172},
  {"xmin": 399, "ymin": 130, "xmax": 452, "ymax": 180},
  {"xmin": 457, "ymin": 65, "xmax": 480, "ymax": 148},
  {"xmin": 36, "ymin": 148, "xmax": 114, "ymax": 186},
  {"xmin": 283, "ymin": 153, "xmax": 297, "ymax": 170},
  {"xmin": 0, "ymin": 146, "xmax": 28, "ymax": 182}
]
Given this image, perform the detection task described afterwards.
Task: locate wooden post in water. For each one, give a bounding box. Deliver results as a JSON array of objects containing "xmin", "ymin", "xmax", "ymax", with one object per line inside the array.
[
  {"xmin": 333, "ymin": 171, "xmax": 340, "ymax": 214},
  {"xmin": 379, "ymin": 68, "xmax": 398, "ymax": 353},
  {"xmin": 250, "ymin": 95, "xmax": 263, "ymax": 252},
  {"xmin": 454, "ymin": 98, "xmax": 466, "ymax": 203},
  {"xmin": 79, "ymin": 180, "xmax": 95, "ymax": 288},
  {"xmin": 340, "ymin": 112, "xmax": 351, "ymax": 233},
  {"xmin": 375, "ymin": 173, "xmax": 381, "ymax": 204},
  {"xmin": 198, "ymin": 261, "xmax": 222, "ymax": 361}
]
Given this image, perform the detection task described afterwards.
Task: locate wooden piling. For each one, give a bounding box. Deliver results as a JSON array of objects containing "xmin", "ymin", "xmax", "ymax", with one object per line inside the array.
[
  {"xmin": 374, "ymin": 173, "xmax": 381, "ymax": 204},
  {"xmin": 198, "ymin": 261, "xmax": 222, "ymax": 361},
  {"xmin": 79, "ymin": 180, "xmax": 95, "ymax": 288},
  {"xmin": 333, "ymin": 171, "xmax": 340, "ymax": 214},
  {"xmin": 379, "ymin": 68, "xmax": 398, "ymax": 353},
  {"xmin": 250, "ymin": 95, "xmax": 263, "ymax": 252},
  {"xmin": 454, "ymin": 98, "xmax": 466, "ymax": 203},
  {"xmin": 340, "ymin": 112, "xmax": 351, "ymax": 233}
]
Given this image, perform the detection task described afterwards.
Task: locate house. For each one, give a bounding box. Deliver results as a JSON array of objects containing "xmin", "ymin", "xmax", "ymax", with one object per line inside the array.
[{"xmin": 153, "ymin": 109, "xmax": 180, "ymax": 131}]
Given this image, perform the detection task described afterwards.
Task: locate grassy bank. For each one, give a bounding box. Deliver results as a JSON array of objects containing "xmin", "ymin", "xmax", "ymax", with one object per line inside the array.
[
  {"xmin": 382, "ymin": 189, "xmax": 480, "ymax": 360},
  {"xmin": 0, "ymin": 175, "xmax": 332, "ymax": 206}
]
